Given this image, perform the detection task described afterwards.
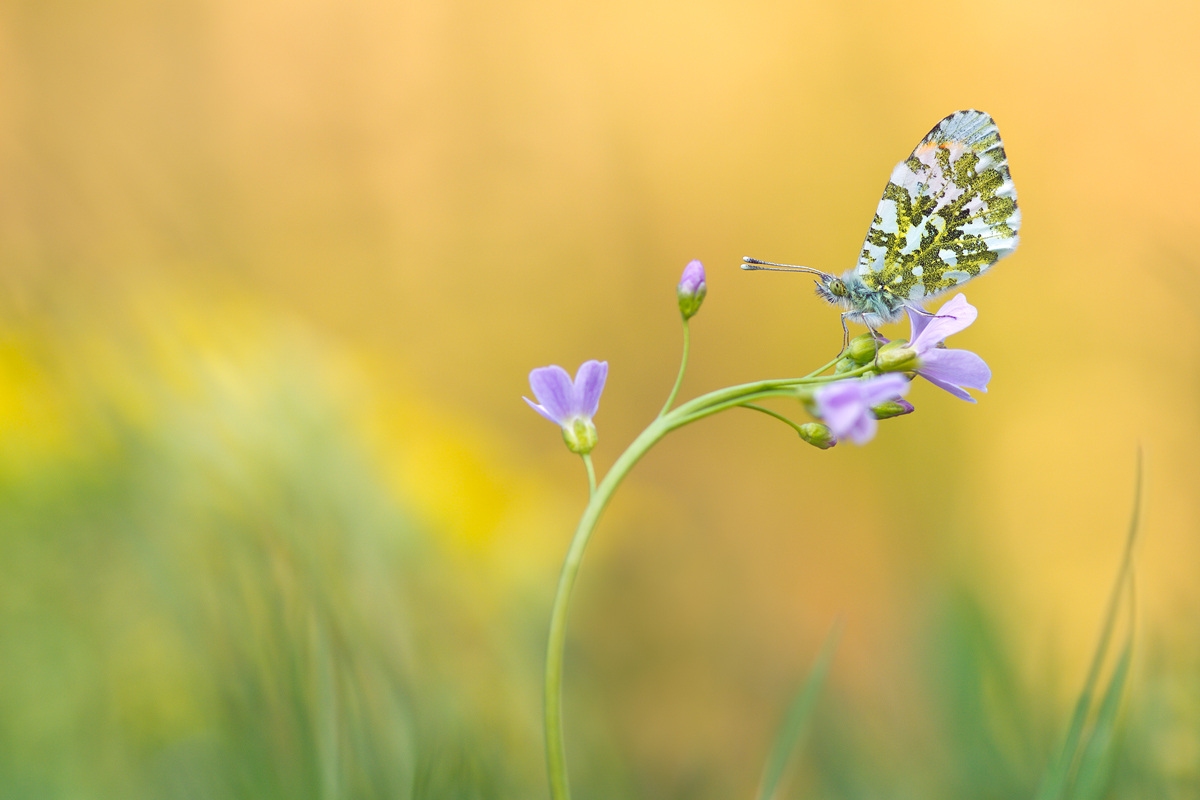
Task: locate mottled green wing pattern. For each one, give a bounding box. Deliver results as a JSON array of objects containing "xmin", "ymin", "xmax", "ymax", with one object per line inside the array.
[{"xmin": 854, "ymin": 110, "xmax": 1020, "ymax": 301}]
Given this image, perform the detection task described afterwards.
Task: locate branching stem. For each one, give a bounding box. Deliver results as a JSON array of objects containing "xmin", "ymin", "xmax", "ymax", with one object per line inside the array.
[{"xmin": 544, "ymin": 356, "xmax": 873, "ymax": 800}]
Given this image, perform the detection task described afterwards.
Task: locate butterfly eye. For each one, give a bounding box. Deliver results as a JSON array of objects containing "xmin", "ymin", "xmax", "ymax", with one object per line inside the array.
[{"xmin": 827, "ymin": 279, "xmax": 848, "ymax": 297}]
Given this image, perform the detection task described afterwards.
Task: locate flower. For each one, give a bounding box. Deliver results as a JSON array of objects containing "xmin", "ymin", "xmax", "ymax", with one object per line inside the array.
[
  {"xmin": 812, "ymin": 373, "xmax": 910, "ymax": 445},
  {"xmin": 906, "ymin": 294, "xmax": 991, "ymax": 402},
  {"xmin": 676, "ymin": 259, "xmax": 707, "ymax": 320},
  {"xmin": 524, "ymin": 360, "xmax": 608, "ymax": 454}
]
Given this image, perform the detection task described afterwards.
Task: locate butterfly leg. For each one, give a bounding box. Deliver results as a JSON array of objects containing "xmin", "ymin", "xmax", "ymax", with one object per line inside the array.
[
  {"xmin": 838, "ymin": 312, "xmax": 853, "ymax": 357},
  {"xmin": 837, "ymin": 312, "xmax": 885, "ymax": 363},
  {"xmin": 866, "ymin": 324, "xmax": 885, "ymax": 367},
  {"xmin": 907, "ymin": 306, "xmax": 958, "ymax": 323}
]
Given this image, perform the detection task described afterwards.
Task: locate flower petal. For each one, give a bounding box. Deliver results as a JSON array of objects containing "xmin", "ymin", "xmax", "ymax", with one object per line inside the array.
[
  {"xmin": 859, "ymin": 373, "xmax": 910, "ymax": 406},
  {"xmin": 678, "ymin": 259, "xmax": 706, "ymax": 294},
  {"xmin": 844, "ymin": 413, "xmax": 878, "ymax": 445},
  {"xmin": 528, "ymin": 365, "xmax": 575, "ymax": 424},
  {"xmin": 906, "ymin": 304, "xmax": 933, "ymax": 343},
  {"xmin": 814, "ymin": 376, "xmax": 908, "ymax": 445},
  {"xmin": 919, "ymin": 348, "xmax": 991, "ymax": 391},
  {"xmin": 918, "ymin": 373, "xmax": 976, "ymax": 403},
  {"xmin": 814, "ymin": 382, "xmax": 866, "ymax": 436},
  {"xmin": 523, "ymin": 396, "xmax": 563, "ymax": 424},
  {"xmin": 910, "ymin": 294, "xmax": 978, "ymax": 352},
  {"xmin": 573, "ymin": 360, "xmax": 608, "ymax": 418}
]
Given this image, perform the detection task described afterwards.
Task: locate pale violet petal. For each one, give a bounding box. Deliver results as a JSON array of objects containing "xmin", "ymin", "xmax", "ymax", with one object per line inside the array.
[
  {"xmin": 911, "ymin": 294, "xmax": 978, "ymax": 352},
  {"xmin": 814, "ymin": 382, "xmax": 867, "ymax": 437},
  {"xmin": 573, "ymin": 360, "xmax": 608, "ymax": 418},
  {"xmin": 918, "ymin": 372, "xmax": 976, "ymax": 403},
  {"xmin": 907, "ymin": 304, "xmax": 934, "ymax": 343},
  {"xmin": 814, "ymin": 378, "xmax": 901, "ymax": 445},
  {"xmin": 859, "ymin": 373, "xmax": 910, "ymax": 406},
  {"xmin": 845, "ymin": 412, "xmax": 878, "ymax": 445},
  {"xmin": 919, "ymin": 348, "xmax": 991, "ymax": 392},
  {"xmin": 678, "ymin": 260, "xmax": 705, "ymax": 293},
  {"xmin": 523, "ymin": 396, "xmax": 564, "ymax": 424},
  {"xmin": 528, "ymin": 365, "xmax": 575, "ymax": 424}
]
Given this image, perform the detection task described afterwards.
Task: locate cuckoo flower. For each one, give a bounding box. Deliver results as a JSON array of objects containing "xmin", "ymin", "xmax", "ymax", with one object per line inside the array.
[
  {"xmin": 813, "ymin": 373, "xmax": 910, "ymax": 446},
  {"xmin": 906, "ymin": 294, "xmax": 991, "ymax": 402},
  {"xmin": 524, "ymin": 360, "xmax": 608, "ymax": 454}
]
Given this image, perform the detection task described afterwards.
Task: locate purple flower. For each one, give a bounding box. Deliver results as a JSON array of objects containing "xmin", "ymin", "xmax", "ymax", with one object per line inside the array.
[
  {"xmin": 677, "ymin": 259, "xmax": 707, "ymax": 319},
  {"xmin": 524, "ymin": 360, "xmax": 608, "ymax": 454},
  {"xmin": 907, "ymin": 294, "xmax": 991, "ymax": 402},
  {"xmin": 813, "ymin": 373, "xmax": 910, "ymax": 445}
]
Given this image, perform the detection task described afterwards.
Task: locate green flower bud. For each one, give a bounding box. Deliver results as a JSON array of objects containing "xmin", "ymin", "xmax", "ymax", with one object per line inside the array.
[
  {"xmin": 562, "ymin": 417, "xmax": 598, "ymax": 454},
  {"xmin": 846, "ymin": 334, "xmax": 879, "ymax": 365},
  {"xmin": 876, "ymin": 343, "xmax": 918, "ymax": 372},
  {"xmin": 834, "ymin": 356, "xmax": 857, "ymax": 374},
  {"xmin": 797, "ymin": 422, "xmax": 837, "ymax": 450},
  {"xmin": 870, "ymin": 398, "xmax": 915, "ymax": 420}
]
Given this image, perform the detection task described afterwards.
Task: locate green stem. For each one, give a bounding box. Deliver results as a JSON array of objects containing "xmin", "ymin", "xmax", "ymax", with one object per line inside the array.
[
  {"xmin": 670, "ymin": 365, "xmax": 874, "ymax": 423},
  {"xmin": 741, "ymin": 403, "xmax": 808, "ymax": 436},
  {"xmin": 544, "ymin": 416, "xmax": 677, "ymax": 800},
  {"xmin": 543, "ymin": 357, "xmax": 877, "ymax": 800},
  {"xmin": 581, "ymin": 454, "xmax": 596, "ymax": 497},
  {"xmin": 659, "ymin": 318, "xmax": 691, "ymax": 417}
]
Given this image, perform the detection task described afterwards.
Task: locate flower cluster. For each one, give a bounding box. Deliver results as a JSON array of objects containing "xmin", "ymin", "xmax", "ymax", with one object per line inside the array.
[
  {"xmin": 806, "ymin": 293, "xmax": 991, "ymax": 446},
  {"xmin": 523, "ymin": 257, "xmax": 993, "ymax": 454}
]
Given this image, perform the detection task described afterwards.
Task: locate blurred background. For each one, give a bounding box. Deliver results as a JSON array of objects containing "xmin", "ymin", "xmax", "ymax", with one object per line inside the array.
[{"xmin": 1, "ymin": 0, "xmax": 1198, "ymax": 797}]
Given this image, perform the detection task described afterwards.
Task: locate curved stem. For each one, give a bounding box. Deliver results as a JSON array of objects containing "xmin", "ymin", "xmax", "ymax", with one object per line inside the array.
[
  {"xmin": 808, "ymin": 355, "xmax": 842, "ymax": 378},
  {"xmin": 670, "ymin": 364, "xmax": 875, "ymax": 422},
  {"xmin": 545, "ymin": 416, "xmax": 676, "ymax": 800},
  {"xmin": 581, "ymin": 454, "xmax": 596, "ymax": 497},
  {"xmin": 543, "ymin": 359, "xmax": 876, "ymax": 800},
  {"xmin": 659, "ymin": 318, "xmax": 691, "ymax": 417},
  {"xmin": 741, "ymin": 403, "xmax": 808, "ymax": 436}
]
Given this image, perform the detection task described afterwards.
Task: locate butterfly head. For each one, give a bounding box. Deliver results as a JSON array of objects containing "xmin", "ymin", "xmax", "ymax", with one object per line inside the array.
[{"xmin": 822, "ymin": 277, "xmax": 848, "ymax": 299}]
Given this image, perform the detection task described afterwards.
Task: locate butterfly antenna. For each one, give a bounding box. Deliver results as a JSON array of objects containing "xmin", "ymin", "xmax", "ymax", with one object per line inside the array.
[{"xmin": 741, "ymin": 257, "xmax": 832, "ymax": 279}]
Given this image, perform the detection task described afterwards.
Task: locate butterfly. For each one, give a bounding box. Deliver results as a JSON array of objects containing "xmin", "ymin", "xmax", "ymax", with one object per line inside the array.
[{"xmin": 742, "ymin": 109, "xmax": 1020, "ymax": 347}]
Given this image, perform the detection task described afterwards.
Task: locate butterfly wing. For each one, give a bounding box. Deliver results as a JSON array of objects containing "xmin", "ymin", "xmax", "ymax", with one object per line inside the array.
[{"xmin": 853, "ymin": 110, "xmax": 1021, "ymax": 303}]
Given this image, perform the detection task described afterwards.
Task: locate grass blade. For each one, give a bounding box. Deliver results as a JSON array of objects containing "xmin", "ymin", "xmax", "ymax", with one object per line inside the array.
[
  {"xmin": 1069, "ymin": 639, "xmax": 1133, "ymax": 800},
  {"xmin": 1034, "ymin": 449, "xmax": 1142, "ymax": 800},
  {"xmin": 756, "ymin": 619, "xmax": 843, "ymax": 800}
]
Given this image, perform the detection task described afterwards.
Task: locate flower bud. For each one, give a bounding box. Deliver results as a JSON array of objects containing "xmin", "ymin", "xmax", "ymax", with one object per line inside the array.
[
  {"xmin": 797, "ymin": 422, "xmax": 837, "ymax": 449},
  {"xmin": 677, "ymin": 259, "xmax": 707, "ymax": 320},
  {"xmin": 562, "ymin": 417, "xmax": 598, "ymax": 454},
  {"xmin": 876, "ymin": 343, "xmax": 918, "ymax": 372},
  {"xmin": 846, "ymin": 334, "xmax": 879, "ymax": 365},
  {"xmin": 870, "ymin": 398, "xmax": 914, "ymax": 420},
  {"xmin": 834, "ymin": 356, "xmax": 856, "ymax": 375}
]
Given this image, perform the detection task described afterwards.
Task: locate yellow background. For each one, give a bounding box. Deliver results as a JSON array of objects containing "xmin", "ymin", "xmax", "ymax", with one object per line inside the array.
[{"xmin": 1, "ymin": 0, "xmax": 1197, "ymax": 796}]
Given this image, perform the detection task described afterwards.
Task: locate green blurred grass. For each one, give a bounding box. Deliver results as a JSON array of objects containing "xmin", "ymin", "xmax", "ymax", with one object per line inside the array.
[{"xmin": 0, "ymin": 320, "xmax": 541, "ymax": 799}]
